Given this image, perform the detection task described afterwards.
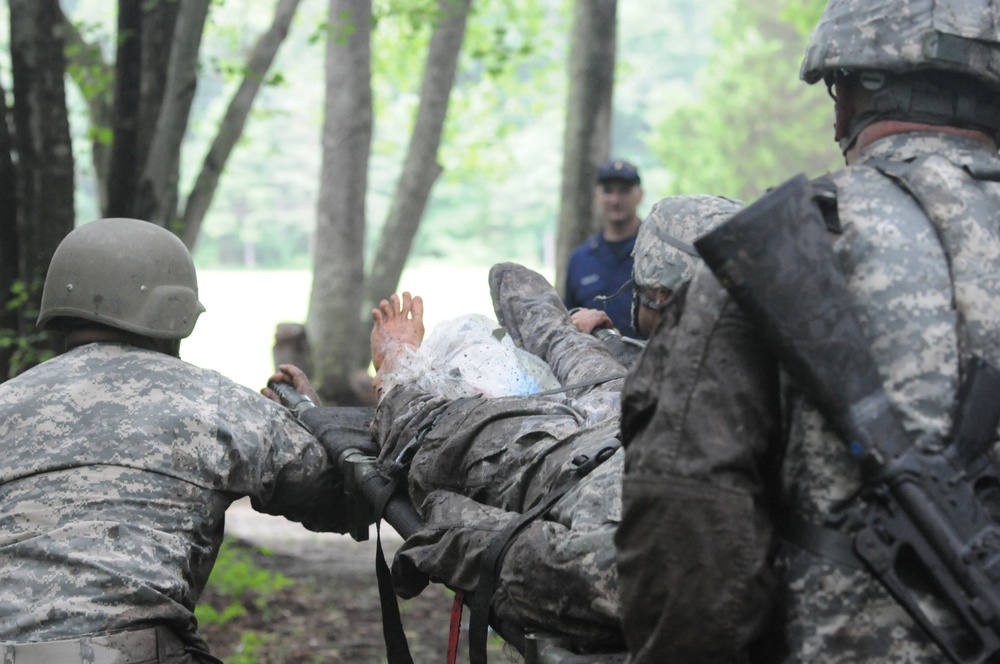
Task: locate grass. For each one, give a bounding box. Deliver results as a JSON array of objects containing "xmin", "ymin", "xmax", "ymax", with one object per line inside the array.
[{"xmin": 182, "ymin": 263, "xmax": 552, "ymax": 390}]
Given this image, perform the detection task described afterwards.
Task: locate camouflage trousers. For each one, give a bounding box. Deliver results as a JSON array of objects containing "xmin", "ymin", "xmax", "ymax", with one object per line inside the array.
[{"xmin": 380, "ymin": 262, "xmax": 627, "ymax": 649}]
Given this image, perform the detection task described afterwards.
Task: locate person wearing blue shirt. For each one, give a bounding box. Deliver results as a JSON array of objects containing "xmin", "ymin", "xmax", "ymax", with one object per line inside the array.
[{"xmin": 563, "ymin": 159, "xmax": 644, "ymax": 338}]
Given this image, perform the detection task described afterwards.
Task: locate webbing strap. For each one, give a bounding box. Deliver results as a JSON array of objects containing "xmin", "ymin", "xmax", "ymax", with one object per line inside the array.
[
  {"xmin": 531, "ymin": 373, "xmax": 627, "ymax": 398},
  {"xmin": 372, "ymin": 476, "xmax": 415, "ymax": 664},
  {"xmin": 467, "ymin": 442, "xmax": 621, "ymax": 664},
  {"xmin": 780, "ymin": 512, "xmax": 864, "ymax": 572},
  {"xmin": 372, "ymin": 395, "xmax": 484, "ymax": 664}
]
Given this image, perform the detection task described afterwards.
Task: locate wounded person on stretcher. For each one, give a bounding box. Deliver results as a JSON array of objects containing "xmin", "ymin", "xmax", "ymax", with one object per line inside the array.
[
  {"xmin": 265, "ymin": 197, "xmax": 741, "ymax": 653},
  {"xmin": 369, "ymin": 262, "xmax": 628, "ymax": 652}
]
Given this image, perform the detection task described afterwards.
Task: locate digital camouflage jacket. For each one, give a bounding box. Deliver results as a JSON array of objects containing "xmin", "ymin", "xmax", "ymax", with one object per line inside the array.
[
  {"xmin": 0, "ymin": 343, "xmax": 348, "ymax": 654},
  {"xmin": 617, "ymin": 132, "xmax": 1000, "ymax": 663}
]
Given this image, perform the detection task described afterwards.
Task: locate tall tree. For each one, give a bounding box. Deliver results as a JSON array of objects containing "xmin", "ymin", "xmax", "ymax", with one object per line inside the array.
[
  {"xmin": 554, "ymin": 0, "xmax": 616, "ymax": 292},
  {"xmin": 306, "ymin": 0, "xmax": 374, "ymax": 405},
  {"xmin": 64, "ymin": 0, "xmax": 303, "ymax": 247},
  {"xmin": 364, "ymin": 0, "xmax": 473, "ymax": 315},
  {"xmin": 306, "ymin": 0, "xmax": 474, "ymax": 404},
  {"xmin": 0, "ymin": 81, "xmax": 20, "ymax": 377},
  {"xmin": 1, "ymin": 0, "xmax": 75, "ymax": 379},
  {"xmin": 1, "ymin": 0, "xmax": 305, "ymax": 381},
  {"xmin": 181, "ymin": 0, "xmax": 304, "ymax": 248}
]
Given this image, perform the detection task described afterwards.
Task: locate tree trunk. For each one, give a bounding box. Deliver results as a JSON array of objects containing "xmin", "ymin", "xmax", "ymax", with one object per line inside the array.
[
  {"xmin": 137, "ymin": 0, "xmax": 181, "ymax": 190},
  {"xmin": 7, "ymin": 0, "xmax": 75, "ymax": 377},
  {"xmin": 306, "ymin": 0, "xmax": 373, "ymax": 405},
  {"xmin": 60, "ymin": 6, "xmax": 113, "ymax": 214},
  {"xmin": 135, "ymin": 0, "xmax": 210, "ymax": 227},
  {"xmin": 364, "ymin": 0, "xmax": 472, "ymax": 310},
  {"xmin": 554, "ymin": 0, "xmax": 616, "ymax": 293},
  {"xmin": 181, "ymin": 0, "xmax": 304, "ymax": 250},
  {"xmin": 105, "ymin": 0, "xmax": 143, "ymax": 217},
  {"xmin": 0, "ymin": 81, "xmax": 19, "ymax": 378}
]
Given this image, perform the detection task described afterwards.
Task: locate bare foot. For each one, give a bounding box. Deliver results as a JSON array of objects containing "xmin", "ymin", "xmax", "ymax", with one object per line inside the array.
[{"xmin": 371, "ymin": 292, "xmax": 425, "ymax": 373}]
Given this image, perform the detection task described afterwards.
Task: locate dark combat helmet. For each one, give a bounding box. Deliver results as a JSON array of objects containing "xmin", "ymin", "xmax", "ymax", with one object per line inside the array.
[
  {"xmin": 800, "ymin": 0, "xmax": 1000, "ymax": 151},
  {"xmin": 38, "ymin": 218, "xmax": 205, "ymax": 339}
]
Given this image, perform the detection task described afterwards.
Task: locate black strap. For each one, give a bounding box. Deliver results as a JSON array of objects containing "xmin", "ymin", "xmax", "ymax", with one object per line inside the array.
[
  {"xmin": 468, "ymin": 442, "xmax": 621, "ymax": 664},
  {"xmin": 531, "ymin": 373, "xmax": 627, "ymax": 398},
  {"xmin": 372, "ymin": 475, "xmax": 415, "ymax": 664},
  {"xmin": 780, "ymin": 512, "xmax": 864, "ymax": 572},
  {"xmin": 371, "ymin": 396, "xmax": 480, "ymax": 664}
]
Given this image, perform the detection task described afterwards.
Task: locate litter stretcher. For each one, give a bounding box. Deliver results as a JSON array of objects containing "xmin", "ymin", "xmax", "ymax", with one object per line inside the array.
[{"xmin": 268, "ymin": 380, "xmax": 627, "ymax": 664}]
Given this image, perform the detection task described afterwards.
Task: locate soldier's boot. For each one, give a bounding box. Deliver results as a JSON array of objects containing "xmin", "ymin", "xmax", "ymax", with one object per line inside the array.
[{"xmin": 488, "ymin": 262, "xmax": 626, "ymax": 390}]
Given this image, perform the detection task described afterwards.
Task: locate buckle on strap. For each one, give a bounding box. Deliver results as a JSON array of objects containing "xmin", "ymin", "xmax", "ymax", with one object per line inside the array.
[{"xmin": 0, "ymin": 626, "xmax": 185, "ymax": 664}]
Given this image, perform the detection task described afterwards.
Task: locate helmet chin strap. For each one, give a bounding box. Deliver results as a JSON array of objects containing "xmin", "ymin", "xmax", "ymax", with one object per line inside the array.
[{"xmin": 837, "ymin": 69, "xmax": 1000, "ymax": 154}]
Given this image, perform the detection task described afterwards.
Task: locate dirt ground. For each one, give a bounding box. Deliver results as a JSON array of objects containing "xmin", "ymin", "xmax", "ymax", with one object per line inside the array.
[{"xmin": 199, "ymin": 501, "xmax": 521, "ymax": 663}]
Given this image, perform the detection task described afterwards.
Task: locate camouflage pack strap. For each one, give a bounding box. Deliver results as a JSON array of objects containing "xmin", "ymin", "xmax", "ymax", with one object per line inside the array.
[{"xmin": 467, "ymin": 441, "xmax": 622, "ymax": 664}]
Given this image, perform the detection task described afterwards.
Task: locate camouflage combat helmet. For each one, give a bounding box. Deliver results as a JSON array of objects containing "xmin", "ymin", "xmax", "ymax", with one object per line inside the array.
[
  {"xmin": 38, "ymin": 218, "xmax": 205, "ymax": 339},
  {"xmin": 632, "ymin": 195, "xmax": 744, "ymax": 293},
  {"xmin": 801, "ymin": 0, "xmax": 1000, "ymax": 150}
]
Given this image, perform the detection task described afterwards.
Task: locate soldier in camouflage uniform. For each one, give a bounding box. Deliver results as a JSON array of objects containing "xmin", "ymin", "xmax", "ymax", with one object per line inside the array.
[
  {"xmin": 571, "ymin": 195, "xmax": 742, "ymax": 346},
  {"xmin": 0, "ymin": 218, "xmax": 350, "ymax": 663},
  {"xmin": 616, "ymin": 1, "xmax": 1000, "ymax": 662},
  {"xmin": 368, "ymin": 196, "xmax": 740, "ymax": 650}
]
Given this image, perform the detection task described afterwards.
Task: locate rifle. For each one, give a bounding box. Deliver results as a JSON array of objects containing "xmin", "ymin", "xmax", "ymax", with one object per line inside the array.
[{"xmin": 694, "ymin": 174, "xmax": 1000, "ymax": 664}]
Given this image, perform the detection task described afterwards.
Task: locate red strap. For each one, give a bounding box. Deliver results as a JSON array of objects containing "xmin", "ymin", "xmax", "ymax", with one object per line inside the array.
[{"xmin": 448, "ymin": 591, "xmax": 465, "ymax": 664}]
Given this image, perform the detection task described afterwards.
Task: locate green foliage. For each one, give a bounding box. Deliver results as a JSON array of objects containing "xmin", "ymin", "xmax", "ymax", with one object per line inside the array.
[
  {"xmin": 650, "ymin": 0, "xmax": 841, "ymax": 203},
  {"xmin": 228, "ymin": 631, "xmax": 270, "ymax": 664},
  {"xmin": 194, "ymin": 538, "xmax": 295, "ymax": 626},
  {"xmin": 778, "ymin": 0, "xmax": 828, "ymax": 38},
  {"xmin": 0, "ymin": 279, "xmax": 57, "ymax": 380},
  {"xmin": 55, "ymin": 0, "xmax": 798, "ymax": 271}
]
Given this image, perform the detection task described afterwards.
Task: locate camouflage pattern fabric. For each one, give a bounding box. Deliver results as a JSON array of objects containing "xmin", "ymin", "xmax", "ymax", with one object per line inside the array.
[
  {"xmin": 374, "ymin": 263, "xmax": 627, "ymax": 649},
  {"xmin": 800, "ymin": 0, "xmax": 1000, "ymax": 86},
  {"xmin": 0, "ymin": 343, "xmax": 347, "ymax": 653},
  {"xmin": 632, "ymin": 194, "xmax": 743, "ymax": 292},
  {"xmin": 617, "ymin": 130, "xmax": 1000, "ymax": 663}
]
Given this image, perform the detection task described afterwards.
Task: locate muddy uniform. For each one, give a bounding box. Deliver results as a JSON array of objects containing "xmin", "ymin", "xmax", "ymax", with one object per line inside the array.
[
  {"xmin": 375, "ymin": 263, "xmax": 628, "ymax": 648},
  {"xmin": 617, "ymin": 132, "xmax": 1000, "ymax": 662},
  {"xmin": 0, "ymin": 343, "xmax": 347, "ymax": 658}
]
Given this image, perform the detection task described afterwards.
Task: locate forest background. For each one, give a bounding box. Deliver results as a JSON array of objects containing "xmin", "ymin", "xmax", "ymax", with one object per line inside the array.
[{"xmin": 1, "ymin": 0, "xmax": 836, "ymax": 392}]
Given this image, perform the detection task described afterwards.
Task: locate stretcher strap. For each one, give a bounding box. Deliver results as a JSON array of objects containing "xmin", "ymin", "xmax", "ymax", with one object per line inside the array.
[
  {"xmin": 372, "ymin": 476, "xmax": 415, "ymax": 664},
  {"xmin": 468, "ymin": 442, "xmax": 621, "ymax": 664}
]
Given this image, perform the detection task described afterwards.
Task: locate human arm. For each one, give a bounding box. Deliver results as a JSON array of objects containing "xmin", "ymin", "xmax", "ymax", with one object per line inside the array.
[
  {"xmin": 220, "ymin": 378, "xmax": 351, "ymax": 533},
  {"xmin": 616, "ymin": 269, "xmax": 781, "ymax": 663}
]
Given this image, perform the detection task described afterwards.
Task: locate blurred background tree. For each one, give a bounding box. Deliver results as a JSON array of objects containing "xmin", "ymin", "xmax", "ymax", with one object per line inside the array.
[{"xmin": 1, "ymin": 0, "xmax": 839, "ymax": 387}]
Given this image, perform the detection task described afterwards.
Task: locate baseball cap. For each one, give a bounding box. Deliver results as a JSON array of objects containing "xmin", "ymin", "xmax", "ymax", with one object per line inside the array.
[{"xmin": 596, "ymin": 159, "xmax": 641, "ymax": 185}]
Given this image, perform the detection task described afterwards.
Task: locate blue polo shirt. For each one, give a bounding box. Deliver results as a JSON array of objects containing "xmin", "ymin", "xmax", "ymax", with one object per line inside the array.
[{"xmin": 563, "ymin": 231, "xmax": 637, "ymax": 338}]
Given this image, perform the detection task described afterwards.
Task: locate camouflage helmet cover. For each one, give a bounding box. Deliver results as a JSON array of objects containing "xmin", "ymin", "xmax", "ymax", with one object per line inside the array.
[
  {"xmin": 800, "ymin": 0, "xmax": 1000, "ymax": 87},
  {"xmin": 632, "ymin": 195, "xmax": 744, "ymax": 292},
  {"xmin": 38, "ymin": 218, "xmax": 205, "ymax": 339}
]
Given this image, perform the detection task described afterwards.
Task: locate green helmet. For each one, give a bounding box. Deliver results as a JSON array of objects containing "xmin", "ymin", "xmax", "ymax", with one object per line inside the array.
[
  {"xmin": 38, "ymin": 218, "xmax": 205, "ymax": 339},
  {"xmin": 800, "ymin": 0, "xmax": 1000, "ymax": 87},
  {"xmin": 632, "ymin": 195, "xmax": 744, "ymax": 293}
]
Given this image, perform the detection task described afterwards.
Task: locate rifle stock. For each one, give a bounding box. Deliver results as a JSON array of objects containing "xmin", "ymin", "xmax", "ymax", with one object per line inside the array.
[{"xmin": 694, "ymin": 174, "xmax": 1000, "ymax": 664}]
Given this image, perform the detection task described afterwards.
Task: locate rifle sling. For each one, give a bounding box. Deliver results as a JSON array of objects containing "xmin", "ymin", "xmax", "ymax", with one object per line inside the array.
[{"xmin": 779, "ymin": 512, "xmax": 865, "ymax": 572}]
